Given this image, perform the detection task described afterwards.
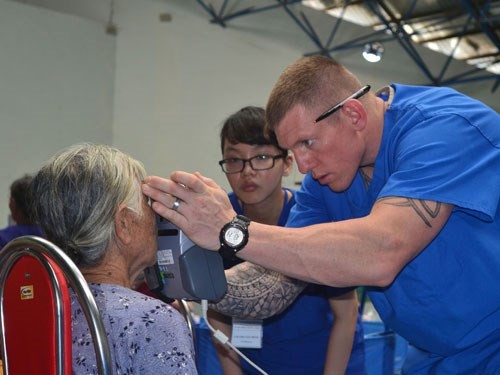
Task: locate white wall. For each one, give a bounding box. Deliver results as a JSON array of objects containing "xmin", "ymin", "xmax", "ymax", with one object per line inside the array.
[
  {"xmin": 0, "ymin": 0, "xmax": 115, "ymax": 227},
  {"xmin": 111, "ymin": 0, "xmax": 308, "ymax": 190},
  {"xmin": 0, "ymin": 0, "xmax": 498, "ymax": 227}
]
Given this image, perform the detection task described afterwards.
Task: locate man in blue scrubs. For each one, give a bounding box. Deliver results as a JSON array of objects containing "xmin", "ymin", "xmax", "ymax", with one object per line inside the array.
[{"xmin": 143, "ymin": 56, "xmax": 500, "ymax": 373}]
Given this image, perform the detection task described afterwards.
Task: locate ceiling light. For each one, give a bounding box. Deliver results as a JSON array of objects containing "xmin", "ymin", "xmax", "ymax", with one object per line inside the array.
[{"xmin": 362, "ymin": 42, "xmax": 384, "ymax": 63}]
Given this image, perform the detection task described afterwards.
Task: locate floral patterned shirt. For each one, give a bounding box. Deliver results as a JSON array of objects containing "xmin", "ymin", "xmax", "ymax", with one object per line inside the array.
[{"xmin": 71, "ymin": 283, "xmax": 197, "ymax": 374}]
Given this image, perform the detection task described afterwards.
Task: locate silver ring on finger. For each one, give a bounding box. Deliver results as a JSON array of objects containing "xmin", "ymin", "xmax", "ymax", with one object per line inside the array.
[{"xmin": 171, "ymin": 197, "xmax": 181, "ymax": 211}]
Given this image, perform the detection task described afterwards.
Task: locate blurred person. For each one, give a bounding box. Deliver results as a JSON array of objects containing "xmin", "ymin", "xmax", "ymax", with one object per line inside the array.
[
  {"xmin": 32, "ymin": 143, "xmax": 197, "ymax": 374},
  {"xmin": 0, "ymin": 174, "xmax": 43, "ymax": 248},
  {"xmin": 207, "ymin": 106, "xmax": 365, "ymax": 374},
  {"xmin": 143, "ymin": 56, "xmax": 500, "ymax": 374}
]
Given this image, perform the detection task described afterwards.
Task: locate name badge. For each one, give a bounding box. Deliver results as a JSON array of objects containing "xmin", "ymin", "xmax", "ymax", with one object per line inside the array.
[{"xmin": 231, "ymin": 318, "xmax": 263, "ymax": 348}]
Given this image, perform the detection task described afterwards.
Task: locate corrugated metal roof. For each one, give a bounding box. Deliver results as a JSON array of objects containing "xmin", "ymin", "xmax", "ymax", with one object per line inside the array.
[
  {"xmin": 197, "ymin": 0, "xmax": 499, "ymax": 90},
  {"xmin": 303, "ymin": 0, "xmax": 500, "ymax": 75}
]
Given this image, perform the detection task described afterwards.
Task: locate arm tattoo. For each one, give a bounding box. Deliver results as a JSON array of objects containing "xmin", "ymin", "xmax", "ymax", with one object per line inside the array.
[
  {"xmin": 380, "ymin": 197, "xmax": 441, "ymax": 227},
  {"xmin": 209, "ymin": 262, "xmax": 307, "ymax": 320}
]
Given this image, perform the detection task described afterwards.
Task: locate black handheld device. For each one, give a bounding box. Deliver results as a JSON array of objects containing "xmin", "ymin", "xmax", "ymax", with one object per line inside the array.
[{"xmin": 143, "ymin": 215, "xmax": 227, "ymax": 301}]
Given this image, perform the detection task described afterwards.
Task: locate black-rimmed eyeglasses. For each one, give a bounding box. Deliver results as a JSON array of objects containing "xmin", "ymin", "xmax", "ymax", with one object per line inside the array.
[
  {"xmin": 219, "ymin": 154, "xmax": 286, "ymax": 174},
  {"xmin": 315, "ymin": 85, "xmax": 371, "ymax": 123}
]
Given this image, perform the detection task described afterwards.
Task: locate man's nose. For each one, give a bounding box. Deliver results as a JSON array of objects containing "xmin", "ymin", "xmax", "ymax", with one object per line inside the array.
[{"xmin": 295, "ymin": 153, "xmax": 312, "ymax": 174}]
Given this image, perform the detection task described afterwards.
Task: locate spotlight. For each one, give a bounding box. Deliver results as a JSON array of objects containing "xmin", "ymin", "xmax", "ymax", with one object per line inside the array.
[{"xmin": 363, "ymin": 42, "xmax": 384, "ymax": 63}]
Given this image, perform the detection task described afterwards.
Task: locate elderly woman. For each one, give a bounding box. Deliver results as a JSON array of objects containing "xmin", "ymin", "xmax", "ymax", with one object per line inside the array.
[{"xmin": 32, "ymin": 143, "xmax": 197, "ymax": 374}]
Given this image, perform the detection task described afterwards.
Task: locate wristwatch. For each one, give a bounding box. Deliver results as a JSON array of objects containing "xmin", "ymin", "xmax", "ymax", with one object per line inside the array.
[{"xmin": 219, "ymin": 215, "xmax": 251, "ymax": 258}]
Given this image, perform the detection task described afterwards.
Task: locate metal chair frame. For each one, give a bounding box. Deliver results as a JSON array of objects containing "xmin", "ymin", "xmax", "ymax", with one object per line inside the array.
[{"xmin": 0, "ymin": 235, "xmax": 112, "ymax": 375}]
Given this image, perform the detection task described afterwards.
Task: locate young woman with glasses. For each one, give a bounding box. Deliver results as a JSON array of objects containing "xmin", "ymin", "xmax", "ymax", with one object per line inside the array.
[{"xmin": 205, "ymin": 106, "xmax": 365, "ymax": 375}]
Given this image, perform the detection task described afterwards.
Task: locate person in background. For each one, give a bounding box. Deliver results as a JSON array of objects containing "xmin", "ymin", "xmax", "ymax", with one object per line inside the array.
[
  {"xmin": 0, "ymin": 174, "xmax": 43, "ymax": 248},
  {"xmin": 32, "ymin": 143, "xmax": 197, "ymax": 374},
  {"xmin": 206, "ymin": 106, "xmax": 365, "ymax": 374},
  {"xmin": 142, "ymin": 56, "xmax": 500, "ymax": 374}
]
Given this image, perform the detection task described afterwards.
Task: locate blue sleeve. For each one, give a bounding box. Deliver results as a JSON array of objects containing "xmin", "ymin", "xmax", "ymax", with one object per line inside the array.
[
  {"xmin": 286, "ymin": 173, "xmax": 332, "ymax": 228},
  {"xmin": 380, "ymin": 105, "xmax": 500, "ymax": 221}
]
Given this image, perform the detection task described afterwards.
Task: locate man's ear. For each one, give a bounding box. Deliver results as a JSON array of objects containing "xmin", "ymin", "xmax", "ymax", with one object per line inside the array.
[
  {"xmin": 342, "ymin": 100, "xmax": 367, "ymax": 131},
  {"xmin": 282, "ymin": 155, "xmax": 294, "ymax": 177},
  {"xmin": 114, "ymin": 204, "xmax": 134, "ymax": 245}
]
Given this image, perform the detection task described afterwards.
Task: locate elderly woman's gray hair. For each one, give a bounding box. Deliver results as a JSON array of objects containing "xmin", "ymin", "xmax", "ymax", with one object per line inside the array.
[{"xmin": 32, "ymin": 143, "xmax": 147, "ymax": 267}]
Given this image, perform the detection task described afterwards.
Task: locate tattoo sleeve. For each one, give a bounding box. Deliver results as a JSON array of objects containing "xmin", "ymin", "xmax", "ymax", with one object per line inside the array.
[
  {"xmin": 209, "ymin": 261, "xmax": 307, "ymax": 320},
  {"xmin": 379, "ymin": 197, "xmax": 441, "ymax": 227}
]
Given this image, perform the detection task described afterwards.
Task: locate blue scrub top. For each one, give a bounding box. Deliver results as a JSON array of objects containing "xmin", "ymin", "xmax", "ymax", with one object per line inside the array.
[{"xmin": 229, "ymin": 189, "xmax": 366, "ymax": 375}]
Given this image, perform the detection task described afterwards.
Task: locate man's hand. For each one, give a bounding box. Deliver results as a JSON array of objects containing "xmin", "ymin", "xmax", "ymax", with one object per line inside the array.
[{"xmin": 142, "ymin": 171, "xmax": 236, "ymax": 250}]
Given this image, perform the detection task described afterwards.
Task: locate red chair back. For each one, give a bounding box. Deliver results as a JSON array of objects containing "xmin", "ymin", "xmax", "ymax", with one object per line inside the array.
[
  {"xmin": 3, "ymin": 254, "xmax": 72, "ymax": 374},
  {"xmin": 0, "ymin": 236, "xmax": 111, "ymax": 375}
]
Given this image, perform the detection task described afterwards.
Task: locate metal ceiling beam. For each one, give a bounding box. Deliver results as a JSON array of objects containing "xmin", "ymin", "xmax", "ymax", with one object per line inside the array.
[
  {"xmin": 195, "ymin": 0, "xmax": 302, "ymax": 27},
  {"xmin": 438, "ymin": 13, "xmax": 474, "ymax": 81},
  {"xmin": 195, "ymin": 0, "xmax": 499, "ymax": 91},
  {"xmin": 460, "ymin": 0, "xmax": 500, "ymax": 50},
  {"xmin": 291, "ymin": 1, "xmax": 397, "ymax": 58},
  {"xmin": 459, "ymin": 0, "xmax": 500, "ymax": 91},
  {"xmin": 279, "ymin": 0, "xmax": 331, "ymax": 55},
  {"xmin": 365, "ymin": 0, "xmax": 440, "ymax": 85}
]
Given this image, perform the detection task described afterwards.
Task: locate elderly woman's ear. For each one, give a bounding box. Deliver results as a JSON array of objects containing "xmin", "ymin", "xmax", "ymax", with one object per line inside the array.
[{"xmin": 114, "ymin": 204, "xmax": 135, "ymax": 245}]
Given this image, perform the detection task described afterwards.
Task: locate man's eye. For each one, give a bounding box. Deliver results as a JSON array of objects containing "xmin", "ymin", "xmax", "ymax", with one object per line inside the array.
[
  {"xmin": 226, "ymin": 158, "xmax": 241, "ymax": 164},
  {"xmin": 302, "ymin": 140, "xmax": 313, "ymax": 148}
]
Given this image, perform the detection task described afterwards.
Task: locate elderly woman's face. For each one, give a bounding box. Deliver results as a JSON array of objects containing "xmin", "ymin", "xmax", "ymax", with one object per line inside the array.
[{"xmin": 129, "ymin": 195, "xmax": 158, "ymax": 267}]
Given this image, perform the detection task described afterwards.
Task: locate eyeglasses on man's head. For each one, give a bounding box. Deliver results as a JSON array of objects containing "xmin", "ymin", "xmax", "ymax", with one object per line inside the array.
[
  {"xmin": 315, "ymin": 85, "xmax": 371, "ymax": 123},
  {"xmin": 219, "ymin": 154, "xmax": 286, "ymax": 174}
]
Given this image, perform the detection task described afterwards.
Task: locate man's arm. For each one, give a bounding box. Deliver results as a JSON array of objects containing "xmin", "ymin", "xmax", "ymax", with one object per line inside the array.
[
  {"xmin": 239, "ymin": 196, "xmax": 453, "ymax": 287},
  {"xmin": 209, "ymin": 261, "xmax": 307, "ymax": 319},
  {"xmin": 142, "ymin": 173, "xmax": 453, "ymax": 287}
]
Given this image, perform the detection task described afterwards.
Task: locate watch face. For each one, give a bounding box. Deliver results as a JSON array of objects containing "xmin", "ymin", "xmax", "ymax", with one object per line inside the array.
[{"xmin": 224, "ymin": 227, "xmax": 244, "ymax": 247}]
